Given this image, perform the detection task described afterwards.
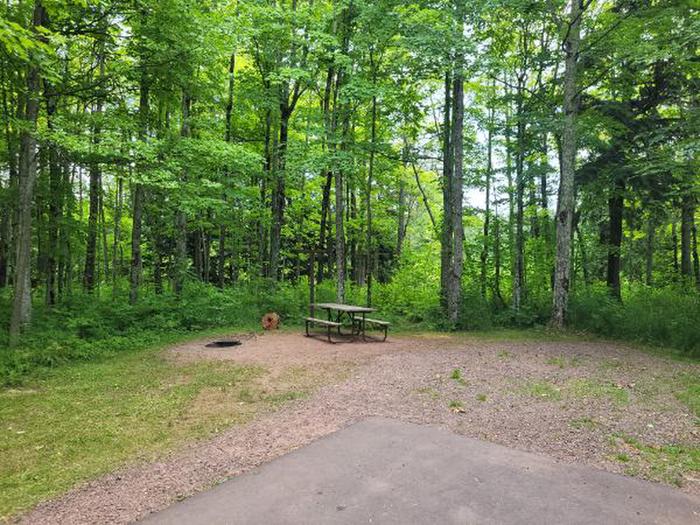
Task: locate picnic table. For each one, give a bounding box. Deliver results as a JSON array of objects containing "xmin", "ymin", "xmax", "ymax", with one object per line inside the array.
[{"xmin": 304, "ymin": 303, "xmax": 389, "ymax": 342}]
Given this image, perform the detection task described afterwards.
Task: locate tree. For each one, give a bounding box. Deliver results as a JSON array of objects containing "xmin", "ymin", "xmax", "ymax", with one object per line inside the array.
[
  {"xmin": 9, "ymin": 1, "xmax": 47, "ymax": 345},
  {"xmin": 551, "ymin": 0, "xmax": 582, "ymax": 328}
]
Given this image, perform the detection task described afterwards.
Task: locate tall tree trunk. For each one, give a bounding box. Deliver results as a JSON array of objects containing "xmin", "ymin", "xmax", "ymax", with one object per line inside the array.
[
  {"xmin": 112, "ymin": 175, "xmax": 123, "ymax": 296},
  {"xmin": 84, "ymin": 25, "xmax": 106, "ymax": 293},
  {"xmin": 493, "ymin": 211, "xmax": 505, "ymax": 306},
  {"xmin": 9, "ymin": 0, "xmax": 45, "ymax": 345},
  {"xmin": 513, "ymin": 76, "xmax": 526, "ymax": 312},
  {"xmin": 672, "ymin": 220, "xmax": 679, "ymax": 276},
  {"xmin": 606, "ymin": 178, "xmax": 624, "ymax": 301},
  {"xmin": 45, "ymin": 81, "xmax": 61, "ymax": 305},
  {"xmin": 440, "ymin": 71, "xmax": 453, "ymax": 311},
  {"xmin": 218, "ymin": 52, "xmax": 236, "ymax": 288},
  {"xmin": 680, "ymin": 195, "xmax": 694, "ymax": 278},
  {"xmin": 645, "ymin": 216, "xmax": 654, "ymax": 286},
  {"xmin": 551, "ymin": 0, "xmax": 581, "ymax": 327},
  {"xmin": 174, "ymin": 92, "xmax": 191, "ymax": 296},
  {"xmin": 397, "ymin": 172, "xmax": 407, "ymax": 259},
  {"xmin": 0, "ymin": 58, "xmax": 18, "ymax": 289},
  {"xmin": 365, "ymin": 91, "xmax": 377, "ymax": 307},
  {"xmin": 480, "ymin": 105, "xmax": 493, "ymax": 297},
  {"xmin": 129, "ymin": 68, "xmax": 148, "ymax": 305},
  {"xmin": 447, "ymin": 65, "xmax": 464, "ymax": 326},
  {"xmin": 84, "ymin": 152, "xmax": 101, "ymax": 292},
  {"xmin": 505, "ymin": 98, "xmax": 515, "ymax": 296},
  {"xmin": 692, "ymin": 220, "xmax": 700, "ymax": 289},
  {"xmin": 335, "ymin": 156, "xmax": 345, "ymax": 304}
]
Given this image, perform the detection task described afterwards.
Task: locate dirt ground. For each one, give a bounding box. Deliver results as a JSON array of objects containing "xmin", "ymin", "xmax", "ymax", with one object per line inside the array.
[{"xmin": 20, "ymin": 331, "xmax": 700, "ymax": 524}]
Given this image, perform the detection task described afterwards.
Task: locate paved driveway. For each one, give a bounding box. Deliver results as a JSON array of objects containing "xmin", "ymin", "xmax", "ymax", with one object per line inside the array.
[{"xmin": 141, "ymin": 417, "xmax": 699, "ymax": 524}]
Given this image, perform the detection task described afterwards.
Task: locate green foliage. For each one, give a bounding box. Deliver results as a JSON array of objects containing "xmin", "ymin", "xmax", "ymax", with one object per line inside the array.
[
  {"xmin": 569, "ymin": 285, "xmax": 700, "ymax": 357},
  {"xmin": 0, "ymin": 280, "xmax": 326, "ymax": 386}
]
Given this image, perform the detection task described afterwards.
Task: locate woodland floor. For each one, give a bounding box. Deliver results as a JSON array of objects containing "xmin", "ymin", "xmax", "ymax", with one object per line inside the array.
[{"xmin": 15, "ymin": 330, "xmax": 700, "ymax": 524}]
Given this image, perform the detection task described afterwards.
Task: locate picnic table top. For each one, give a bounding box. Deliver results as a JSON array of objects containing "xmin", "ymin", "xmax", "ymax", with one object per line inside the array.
[{"xmin": 314, "ymin": 302, "xmax": 375, "ymax": 313}]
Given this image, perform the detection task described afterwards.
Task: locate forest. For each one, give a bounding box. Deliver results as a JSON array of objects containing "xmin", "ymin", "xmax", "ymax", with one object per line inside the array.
[{"xmin": 1, "ymin": 0, "xmax": 699, "ymax": 383}]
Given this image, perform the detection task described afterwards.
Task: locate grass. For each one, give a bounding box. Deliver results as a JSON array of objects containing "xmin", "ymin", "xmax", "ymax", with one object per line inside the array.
[
  {"xmin": 567, "ymin": 378, "xmax": 630, "ymax": 406},
  {"xmin": 476, "ymin": 393, "xmax": 487, "ymax": 402},
  {"xmin": 450, "ymin": 368, "xmax": 467, "ymax": 386},
  {"xmin": 0, "ymin": 337, "xmax": 326, "ymax": 520},
  {"xmin": 522, "ymin": 378, "xmax": 630, "ymax": 406},
  {"xmin": 674, "ymin": 373, "xmax": 700, "ymax": 418},
  {"xmin": 523, "ymin": 380, "xmax": 562, "ymax": 401},
  {"xmin": 546, "ymin": 355, "xmax": 582, "ymax": 368},
  {"xmin": 570, "ymin": 417, "xmax": 600, "ymax": 430},
  {"xmin": 611, "ymin": 434, "xmax": 700, "ymax": 487},
  {"xmin": 415, "ymin": 386, "xmax": 440, "ymax": 399},
  {"xmin": 448, "ymin": 400, "xmax": 464, "ymax": 412}
]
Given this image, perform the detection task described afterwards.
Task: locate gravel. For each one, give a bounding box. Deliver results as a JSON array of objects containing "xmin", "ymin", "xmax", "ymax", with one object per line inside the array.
[{"xmin": 19, "ymin": 332, "xmax": 700, "ymax": 524}]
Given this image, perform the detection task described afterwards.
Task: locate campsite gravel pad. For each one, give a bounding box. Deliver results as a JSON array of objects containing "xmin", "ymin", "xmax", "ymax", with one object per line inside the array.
[{"xmin": 20, "ymin": 332, "xmax": 700, "ymax": 524}]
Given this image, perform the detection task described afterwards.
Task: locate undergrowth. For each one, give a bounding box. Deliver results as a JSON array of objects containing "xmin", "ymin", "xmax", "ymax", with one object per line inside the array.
[{"xmin": 1, "ymin": 275, "xmax": 698, "ymax": 386}]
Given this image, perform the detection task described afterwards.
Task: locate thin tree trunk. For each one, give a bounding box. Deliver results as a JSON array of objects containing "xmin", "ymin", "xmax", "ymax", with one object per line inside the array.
[
  {"xmin": 680, "ymin": 195, "xmax": 694, "ymax": 278},
  {"xmin": 84, "ymin": 28, "xmax": 106, "ymax": 293},
  {"xmin": 551, "ymin": 0, "xmax": 581, "ymax": 327},
  {"xmin": 129, "ymin": 67, "xmax": 148, "ymax": 305},
  {"xmin": 410, "ymin": 162, "xmax": 437, "ymax": 233},
  {"xmin": 672, "ymin": 220, "xmax": 679, "ymax": 276},
  {"xmin": 480, "ymin": 105, "xmax": 494, "ymax": 297},
  {"xmin": 335, "ymin": 156, "xmax": 345, "ymax": 303},
  {"xmin": 269, "ymin": 108, "xmax": 287, "ymax": 281},
  {"xmin": 218, "ymin": 52, "xmax": 236, "ymax": 288},
  {"xmin": 112, "ymin": 175, "xmax": 123, "ymax": 296},
  {"xmin": 45, "ymin": 80, "xmax": 61, "ymax": 305},
  {"xmin": 397, "ymin": 175, "xmax": 407, "ymax": 259},
  {"xmin": 440, "ymin": 71, "xmax": 453, "ymax": 311},
  {"xmin": 607, "ymin": 178, "xmax": 624, "ymax": 301},
  {"xmin": 493, "ymin": 211, "xmax": 505, "ymax": 306},
  {"xmin": 645, "ymin": 216, "xmax": 654, "ymax": 286},
  {"xmin": 692, "ymin": 220, "xmax": 700, "ymax": 289},
  {"xmin": 365, "ymin": 67, "xmax": 377, "ymax": 307},
  {"xmin": 513, "ymin": 76, "xmax": 526, "ymax": 312},
  {"xmin": 174, "ymin": 92, "xmax": 191, "ymax": 296}
]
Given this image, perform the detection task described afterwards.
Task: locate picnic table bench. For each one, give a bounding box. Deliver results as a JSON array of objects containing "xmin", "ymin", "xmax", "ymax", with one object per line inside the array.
[
  {"xmin": 304, "ymin": 303, "xmax": 390, "ymax": 343},
  {"xmin": 304, "ymin": 317, "xmax": 341, "ymax": 343}
]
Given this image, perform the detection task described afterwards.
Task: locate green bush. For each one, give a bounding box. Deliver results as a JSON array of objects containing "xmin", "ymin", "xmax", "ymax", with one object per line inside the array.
[
  {"xmin": 2, "ymin": 274, "xmax": 698, "ymax": 387},
  {"xmin": 569, "ymin": 285, "xmax": 700, "ymax": 357}
]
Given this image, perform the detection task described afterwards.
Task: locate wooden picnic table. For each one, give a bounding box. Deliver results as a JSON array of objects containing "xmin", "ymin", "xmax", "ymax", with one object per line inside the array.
[{"xmin": 313, "ymin": 303, "xmax": 374, "ymax": 339}]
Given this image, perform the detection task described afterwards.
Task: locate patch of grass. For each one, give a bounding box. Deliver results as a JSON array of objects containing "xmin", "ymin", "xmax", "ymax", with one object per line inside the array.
[
  {"xmin": 450, "ymin": 368, "xmax": 467, "ymax": 386},
  {"xmin": 674, "ymin": 373, "xmax": 700, "ymax": 418},
  {"xmin": 497, "ymin": 350, "xmax": 512, "ymax": 359},
  {"xmin": 599, "ymin": 358, "xmax": 623, "ymax": 371},
  {"xmin": 0, "ymin": 346, "xmax": 321, "ymax": 520},
  {"xmin": 415, "ymin": 386, "xmax": 440, "ymax": 399},
  {"xmin": 476, "ymin": 393, "xmax": 487, "ymax": 402},
  {"xmin": 546, "ymin": 355, "xmax": 582, "ymax": 369},
  {"xmin": 570, "ymin": 417, "xmax": 599, "ymax": 430},
  {"xmin": 448, "ymin": 400, "xmax": 464, "ymax": 412},
  {"xmin": 566, "ymin": 378, "xmax": 629, "ymax": 406},
  {"xmin": 522, "ymin": 380, "xmax": 562, "ymax": 401},
  {"xmin": 615, "ymin": 453, "xmax": 630, "ymax": 463},
  {"xmin": 611, "ymin": 434, "xmax": 700, "ymax": 487}
]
